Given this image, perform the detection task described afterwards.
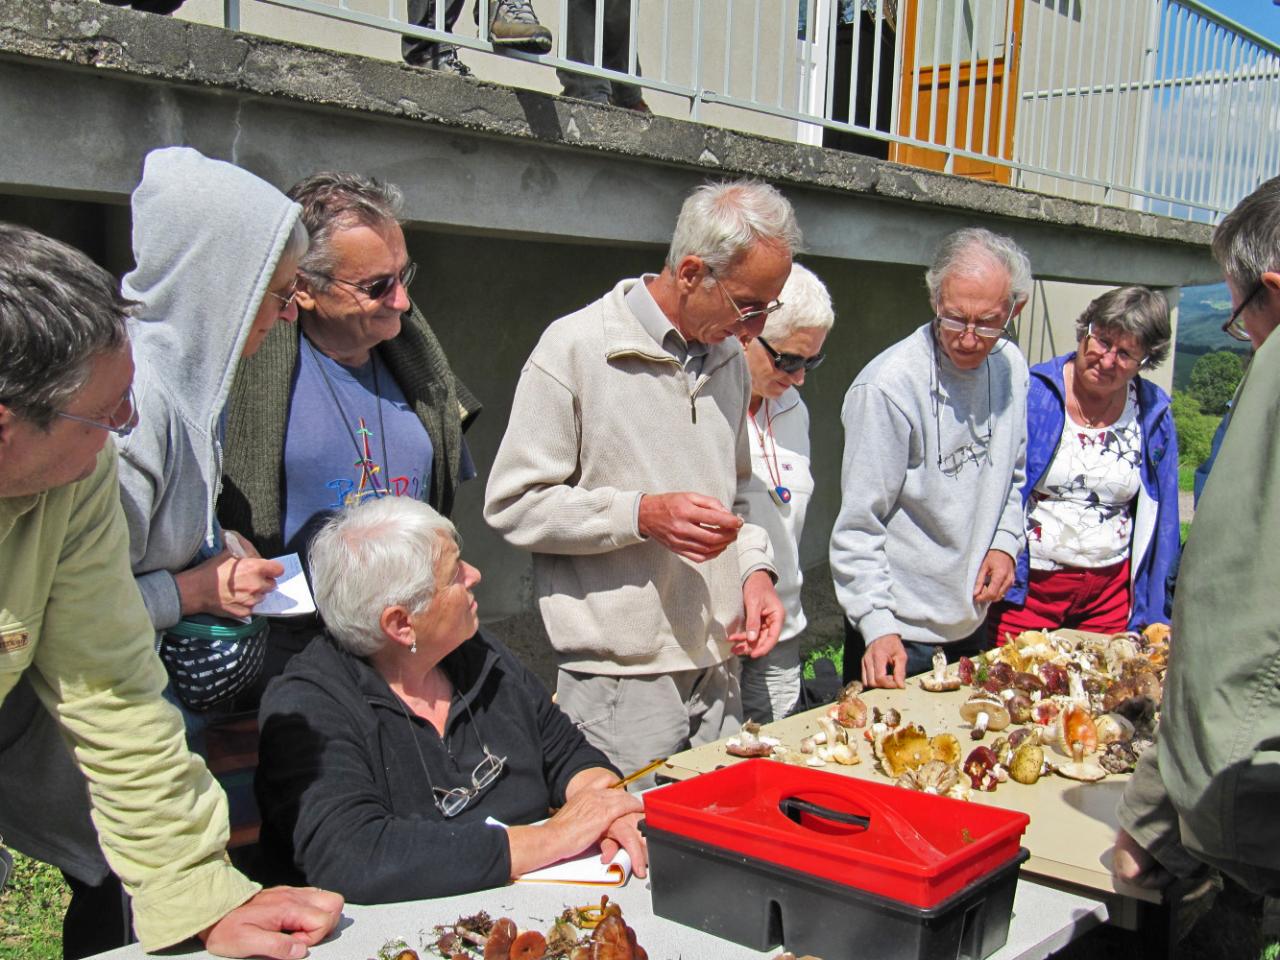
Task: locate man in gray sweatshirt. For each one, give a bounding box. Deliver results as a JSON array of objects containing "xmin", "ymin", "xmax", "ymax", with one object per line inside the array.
[
  {"xmin": 830, "ymin": 228, "xmax": 1030, "ymax": 689},
  {"xmin": 486, "ymin": 180, "xmax": 795, "ymax": 782}
]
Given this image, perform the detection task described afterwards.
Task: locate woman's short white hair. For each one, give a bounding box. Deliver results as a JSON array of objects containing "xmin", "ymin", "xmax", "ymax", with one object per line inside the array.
[
  {"xmin": 308, "ymin": 497, "xmax": 458, "ymax": 657},
  {"xmin": 761, "ymin": 263, "xmax": 835, "ymax": 341},
  {"xmin": 666, "ymin": 179, "xmax": 803, "ymax": 278}
]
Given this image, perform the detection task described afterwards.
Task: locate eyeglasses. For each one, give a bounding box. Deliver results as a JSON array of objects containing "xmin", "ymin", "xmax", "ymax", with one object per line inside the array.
[
  {"xmin": 267, "ymin": 279, "xmax": 299, "ymax": 309},
  {"xmin": 1084, "ymin": 323, "xmax": 1148, "ymax": 369},
  {"xmin": 54, "ymin": 385, "xmax": 139, "ymax": 438},
  {"xmin": 318, "ymin": 262, "xmax": 418, "ymax": 302},
  {"xmin": 757, "ymin": 336, "xmax": 825, "ymax": 375},
  {"xmin": 1223, "ymin": 281, "xmax": 1263, "ymax": 343},
  {"xmin": 935, "ymin": 311, "xmax": 1010, "ymax": 340},
  {"xmin": 432, "ymin": 746, "xmax": 506, "ymax": 818},
  {"xmin": 707, "ymin": 267, "xmax": 784, "ymax": 330}
]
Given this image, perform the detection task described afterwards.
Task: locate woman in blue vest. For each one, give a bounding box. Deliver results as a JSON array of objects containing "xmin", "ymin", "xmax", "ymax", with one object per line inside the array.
[{"xmin": 989, "ymin": 286, "xmax": 1178, "ymax": 640}]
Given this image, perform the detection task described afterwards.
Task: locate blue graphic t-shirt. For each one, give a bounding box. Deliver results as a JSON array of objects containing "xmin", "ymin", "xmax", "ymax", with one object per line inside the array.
[{"xmin": 282, "ymin": 340, "xmax": 434, "ymax": 556}]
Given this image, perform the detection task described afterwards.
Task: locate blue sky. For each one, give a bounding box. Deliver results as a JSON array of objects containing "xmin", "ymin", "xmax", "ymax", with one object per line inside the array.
[{"xmin": 1203, "ymin": 0, "xmax": 1280, "ymax": 43}]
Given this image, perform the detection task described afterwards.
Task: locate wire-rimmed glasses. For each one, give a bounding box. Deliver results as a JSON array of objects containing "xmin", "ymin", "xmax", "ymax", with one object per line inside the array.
[
  {"xmin": 54, "ymin": 385, "xmax": 139, "ymax": 438},
  {"xmin": 1223, "ymin": 281, "xmax": 1263, "ymax": 343},
  {"xmin": 432, "ymin": 746, "xmax": 506, "ymax": 818}
]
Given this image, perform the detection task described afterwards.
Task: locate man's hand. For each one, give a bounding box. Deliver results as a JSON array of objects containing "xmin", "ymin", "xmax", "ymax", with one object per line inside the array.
[
  {"xmin": 638, "ymin": 492, "xmax": 742, "ymax": 563},
  {"xmin": 862, "ymin": 633, "xmax": 907, "ymax": 689},
  {"xmin": 1111, "ymin": 829, "xmax": 1173, "ymax": 889},
  {"xmin": 200, "ymin": 886, "xmax": 343, "ymax": 959},
  {"xmin": 973, "ymin": 549, "xmax": 1015, "ymax": 604},
  {"xmin": 730, "ymin": 570, "xmax": 783, "ymax": 657}
]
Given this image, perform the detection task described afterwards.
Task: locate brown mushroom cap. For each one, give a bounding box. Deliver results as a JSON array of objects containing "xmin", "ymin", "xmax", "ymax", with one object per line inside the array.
[
  {"xmin": 511, "ymin": 930, "xmax": 549, "ymax": 960},
  {"xmin": 930, "ymin": 733, "xmax": 962, "ymax": 766},
  {"xmin": 484, "ymin": 918, "xmax": 518, "ymax": 959},
  {"xmin": 960, "ymin": 695, "xmax": 1010, "ymax": 736}
]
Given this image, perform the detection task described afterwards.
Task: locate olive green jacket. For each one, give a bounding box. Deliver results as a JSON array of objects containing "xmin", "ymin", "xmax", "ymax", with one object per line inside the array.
[
  {"xmin": 1118, "ymin": 329, "xmax": 1280, "ymax": 894},
  {"xmin": 218, "ymin": 300, "xmax": 481, "ymax": 557},
  {"xmin": 0, "ymin": 448, "xmax": 258, "ymax": 949}
]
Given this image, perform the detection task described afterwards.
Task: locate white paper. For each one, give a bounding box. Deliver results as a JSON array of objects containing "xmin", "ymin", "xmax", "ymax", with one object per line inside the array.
[
  {"xmin": 483, "ymin": 817, "xmax": 632, "ymax": 886},
  {"xmin": 253, "ymin": 554, "xmax": 316, "ymax": 617}
]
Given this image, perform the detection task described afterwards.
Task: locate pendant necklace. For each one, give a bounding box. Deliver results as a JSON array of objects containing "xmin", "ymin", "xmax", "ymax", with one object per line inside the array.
[
  {"xmin": 306, "ymin": 336, "xmax": 391, "ymax": 498},
  {"xmin": 750, "ymin": 399, "xmax": 791, "ymax": 506}
]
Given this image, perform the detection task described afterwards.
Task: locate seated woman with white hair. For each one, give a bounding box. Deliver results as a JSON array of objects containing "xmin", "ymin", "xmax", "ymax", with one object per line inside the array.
[
  {"xmin": 254, "ymin": 497, "xmax": 645, "ymax": 902},
  {"xmin": 738, "ymin": 263, "xmax": 834, "ymax": 722}
]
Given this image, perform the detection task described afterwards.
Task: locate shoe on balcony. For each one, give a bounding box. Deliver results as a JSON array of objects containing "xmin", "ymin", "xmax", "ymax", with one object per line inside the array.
[
  {"xmin": 481, "ymin": 0, "xmax": 552, "ymax": 54},
  {"xmin": 611, "ymin": 96, "xmax": 652, "ymax": 115},
  {"xmin": 407, "ymin": 47, "xmax": 474, "ymax": 78}
]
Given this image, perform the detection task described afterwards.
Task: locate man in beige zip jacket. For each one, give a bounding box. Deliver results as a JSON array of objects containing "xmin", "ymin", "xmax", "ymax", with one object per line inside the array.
[
  {"xmin": 0, "ymin": 223, "xmax": 341, "ymax": 957},
  {"xmin": 485, "ymin": 181, "xmax": 796, "ymax": 783}
]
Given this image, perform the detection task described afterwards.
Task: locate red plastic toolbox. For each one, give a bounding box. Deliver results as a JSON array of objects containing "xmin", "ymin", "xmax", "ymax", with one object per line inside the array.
[{"xmin": 643, "ymin": 759, "xmax": 1029, "ymax": 909}]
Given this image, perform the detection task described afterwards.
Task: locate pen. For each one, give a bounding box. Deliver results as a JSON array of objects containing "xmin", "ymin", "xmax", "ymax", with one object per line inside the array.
[
  {"xmin": 611, "ymin": 758, "xmax": 666, "ymax": 789},
  {"xmin": 224, "ymin": 530, "xmax": 247, "ymax": 559}
]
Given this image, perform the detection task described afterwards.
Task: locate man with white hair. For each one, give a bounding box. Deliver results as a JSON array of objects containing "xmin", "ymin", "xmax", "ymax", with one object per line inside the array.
[
  {"xmin": 485, "ymin": 180, "xmax": 796, "ymax": 781},
  {"xmin": 830, "ymin": 227, "xmax": 1031, "ymax": 689}
]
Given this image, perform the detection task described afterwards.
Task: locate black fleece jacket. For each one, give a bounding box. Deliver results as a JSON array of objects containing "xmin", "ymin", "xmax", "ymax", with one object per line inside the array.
[{"xmin": 254, "ymin": 631, "xmax": 615, "ymax": 903}]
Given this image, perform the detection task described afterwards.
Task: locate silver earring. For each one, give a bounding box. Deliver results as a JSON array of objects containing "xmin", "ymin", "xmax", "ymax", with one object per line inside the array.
[{"xmin": 410, "ymin": 640, "xmax": 417, "ymax": 654}]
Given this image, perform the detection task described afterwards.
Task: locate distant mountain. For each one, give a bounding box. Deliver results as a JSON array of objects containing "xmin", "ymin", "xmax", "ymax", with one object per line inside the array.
[{"xmin": 1173, "ymin": 282, "xmax": 1250, "ymax": 389}]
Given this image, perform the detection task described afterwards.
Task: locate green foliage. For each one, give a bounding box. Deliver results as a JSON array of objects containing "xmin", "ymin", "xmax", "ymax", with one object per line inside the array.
[
  {"xmin": 801, "ymin": 641, "xmax": 843, "ymax": 680},
  {"xmin": 1172, "ymin": 390, "xmax": 1220, "ymax": 468},
  {"xmin": 1188, "ymin": 350, "xmax": 1244, "ymax": 416},
  {"xmin": 0, "ymin": 851, "xmax": 67, "ymax": 960}
]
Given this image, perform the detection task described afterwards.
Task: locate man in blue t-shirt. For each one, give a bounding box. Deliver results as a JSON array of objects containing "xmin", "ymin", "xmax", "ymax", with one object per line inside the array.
[{"xmin": 219, "ymin": 171, "xmax": 480, "ymax": 686}]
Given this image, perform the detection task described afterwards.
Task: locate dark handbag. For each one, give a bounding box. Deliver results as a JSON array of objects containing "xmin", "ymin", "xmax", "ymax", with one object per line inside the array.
[{"xmin": 160, "ymin": 614, "xmax": 268, "ymax": 711}]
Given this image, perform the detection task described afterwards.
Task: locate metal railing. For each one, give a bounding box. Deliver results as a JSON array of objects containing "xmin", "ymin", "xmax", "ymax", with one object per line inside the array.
[{"xmin": 225, "ymin": 0, "xmax": 1279, "ymax": 223}]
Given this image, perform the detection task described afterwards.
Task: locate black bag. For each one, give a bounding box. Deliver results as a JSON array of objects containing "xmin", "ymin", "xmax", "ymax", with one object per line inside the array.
[{"xmin": 159, "ymin": 615, "xmax": 268, "ymax": 712}]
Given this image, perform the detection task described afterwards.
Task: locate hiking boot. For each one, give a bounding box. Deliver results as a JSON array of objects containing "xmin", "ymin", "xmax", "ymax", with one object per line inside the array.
[
  {"xmin": 612, "ymin": 95, "xmax": 652, "ymax": 115},
  {"xmin": 479, "ymin": 0, "xmax": 552, "ymax": 54},
  {"xmin": 407, "ymin": 46, "xmax": 474, "ymax": 77}
]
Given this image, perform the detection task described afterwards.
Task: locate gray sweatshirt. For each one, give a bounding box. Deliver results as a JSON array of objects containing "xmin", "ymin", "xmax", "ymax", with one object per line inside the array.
[
  {"xmin": 115, "ymin": 147, "xmax": 302, "ymax": 630},
  {"xmin": 829, "ymin": 322, "xmax": 1028, "ymax": 646}
]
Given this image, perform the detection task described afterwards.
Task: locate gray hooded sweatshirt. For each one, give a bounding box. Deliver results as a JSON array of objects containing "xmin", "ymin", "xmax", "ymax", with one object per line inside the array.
[{"xmin": 115, "ymin": 147, "xmax": 302, "ymax": 631}]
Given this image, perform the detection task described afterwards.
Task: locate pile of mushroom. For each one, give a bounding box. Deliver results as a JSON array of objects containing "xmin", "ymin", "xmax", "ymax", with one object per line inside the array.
[
  {"xmin": 939, "ymin": 627, "xmax": 1167, "ymax": 788},
  {"xmin": 420, "ymin": 897, "xmax": 648, "ymax": 960}
]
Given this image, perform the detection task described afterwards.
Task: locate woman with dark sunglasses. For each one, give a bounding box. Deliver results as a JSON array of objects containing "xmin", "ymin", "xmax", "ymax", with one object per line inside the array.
[
  {"xmin": 737, "ymin": 264, "xmax": 833, "ymax": 722},
  {"xmin": 989, "ymin": 286, "xmax": 1178, "ymax": 640}
]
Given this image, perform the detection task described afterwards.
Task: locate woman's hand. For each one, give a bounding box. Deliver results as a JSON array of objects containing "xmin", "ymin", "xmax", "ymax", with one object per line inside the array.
[
  {"xmin": 506, "ymin": 786, "xmax": 643, "ymax": 879},
  {"xmin": 175, "ymin": 532, "xmax": 284, "ymax": 619}
]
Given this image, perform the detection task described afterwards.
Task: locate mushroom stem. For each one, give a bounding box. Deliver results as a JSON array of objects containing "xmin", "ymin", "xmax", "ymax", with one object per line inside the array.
[
  {"xmin": 1071, "ymin": 740, "xmax": 1084, "ymax": 765},
  {"xmin": 971, "ymin": 711, "xmax": 990, "ymax": 740}
]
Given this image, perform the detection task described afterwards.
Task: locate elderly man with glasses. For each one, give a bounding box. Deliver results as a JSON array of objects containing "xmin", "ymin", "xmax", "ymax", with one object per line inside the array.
[
  {"xmin": 218, "ymin": 171, "xmax": 481, "ymax": 694},
  {"xmin": 830, "ymin": 227, "xmax": 1031, "ymax": 689},
  {"xmin": 255, "ymin": 496, "xmax": 645, "ymax": 901},
  {"xmin": 0, "ymin": 222, "xmax": 343, "ymax": 959},
  {"xmin": 1113, "ymin": 176, "xmax": 1280, "ymax": 906},
  {"xmin": 485, "ymin": 180, "xmax": 795, "ymax": 786}
]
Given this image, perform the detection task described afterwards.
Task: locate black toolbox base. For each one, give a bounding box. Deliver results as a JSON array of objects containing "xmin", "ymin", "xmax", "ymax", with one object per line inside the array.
[{"xmin": 646, "ymin": 825, "xmax": 1028, "ymax": 960}]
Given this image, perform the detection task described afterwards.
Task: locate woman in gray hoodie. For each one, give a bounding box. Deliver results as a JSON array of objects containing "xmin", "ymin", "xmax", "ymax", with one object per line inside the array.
[{"xmin": 115, "ymin": 147, "xmax": 307, "ymax": 670}]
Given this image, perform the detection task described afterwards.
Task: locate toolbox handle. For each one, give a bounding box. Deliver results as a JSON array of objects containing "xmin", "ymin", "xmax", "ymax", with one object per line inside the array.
[{"xmin": 779, "ymin": 796, "xmax": 871, "ymax": 830}]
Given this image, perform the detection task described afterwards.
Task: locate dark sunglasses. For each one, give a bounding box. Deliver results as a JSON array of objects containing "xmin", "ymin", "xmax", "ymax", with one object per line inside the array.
[
  {"xmin": 757, "ymin": 336, "xmax": 825, "ymax": 374},
  {"xmin": 317, "ymin": 261, "xmax": 418, "ymax": 302}
]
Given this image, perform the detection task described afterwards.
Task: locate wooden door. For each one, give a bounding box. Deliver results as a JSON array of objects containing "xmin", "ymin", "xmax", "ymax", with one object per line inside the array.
[{"xmin": 891, "ymin": 0, "xmax": 1024, "ymax": 183}]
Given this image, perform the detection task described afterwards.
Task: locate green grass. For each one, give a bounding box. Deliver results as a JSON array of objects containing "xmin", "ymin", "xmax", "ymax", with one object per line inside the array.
[
  {"xmin": 801, "ymin": 641, "xmax": 843, "ymax": 680},
  {"xmin": 1179, "ymin": 462, "xmax": 1197, "ymax": 492},
  {"xmin": 0, "ymin": 851, "xmax": 67, "ymax": 960}
]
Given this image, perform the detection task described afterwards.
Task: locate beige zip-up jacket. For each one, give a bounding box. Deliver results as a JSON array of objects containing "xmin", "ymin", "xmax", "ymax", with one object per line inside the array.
[
  {"xmin": 0, "ymin": 447, "xmax": 258, "ymax": 949},
  {"xmin": 485, "ymin": 277, "xmax": 775, "ymax": 675}
]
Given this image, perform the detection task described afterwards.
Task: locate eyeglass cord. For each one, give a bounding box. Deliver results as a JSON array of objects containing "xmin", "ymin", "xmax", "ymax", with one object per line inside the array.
[
  {"xmin": 391, "ymin": 675, "xmax": 502, "ymax": 817},
  {"xmin": 931, "ymin": 322, "xmax": 994, "ymax": 474}
]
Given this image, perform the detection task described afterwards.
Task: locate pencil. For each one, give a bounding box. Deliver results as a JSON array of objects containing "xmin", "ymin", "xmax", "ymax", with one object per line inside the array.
[{"xmin": 610, "ymin": 757, "xmax": 666, "ymax": 789}]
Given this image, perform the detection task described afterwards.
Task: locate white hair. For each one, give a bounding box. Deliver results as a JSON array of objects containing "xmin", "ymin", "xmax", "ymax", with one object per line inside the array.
[
  {"xmin": 761, "ymin": 263, "xmax": 835, "ymax": 341},
  {"xmin": 924, "ymin": 227, "xmax": 1032, "ymax": 312},
  {"xmin": 666, "ymin": 179, "xmax": 803, "ymax": 279},
  {"xmin": 308, "ymin": 497, "xmax": 458, "ymax": 657}
]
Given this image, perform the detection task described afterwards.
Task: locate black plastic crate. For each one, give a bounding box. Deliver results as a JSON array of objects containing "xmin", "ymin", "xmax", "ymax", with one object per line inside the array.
[{"xmin": 646, "ymin": 824, "xmax": 1028, "ymax": 960}]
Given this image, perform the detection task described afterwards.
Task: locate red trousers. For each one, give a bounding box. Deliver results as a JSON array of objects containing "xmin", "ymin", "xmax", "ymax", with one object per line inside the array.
[{"xmin": 987, "ymin": 558, "xmax": 1131, "ymax": 644}]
